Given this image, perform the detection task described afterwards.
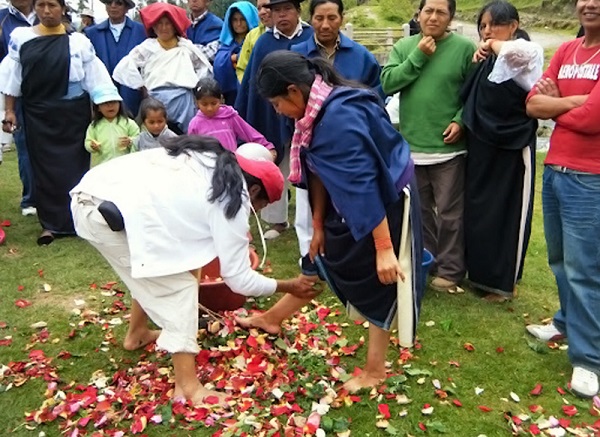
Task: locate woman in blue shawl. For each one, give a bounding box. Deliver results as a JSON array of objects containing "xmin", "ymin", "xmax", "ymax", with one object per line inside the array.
[{"xmin": 214, "ymin": 1, "xmax": 259, "ymax": 106}]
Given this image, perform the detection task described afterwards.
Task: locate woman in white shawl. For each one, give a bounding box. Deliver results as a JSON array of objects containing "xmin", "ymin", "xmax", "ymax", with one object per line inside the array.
[{"xmin": 113, "ymin": 2, "xmax": 212, "ymax": 133}]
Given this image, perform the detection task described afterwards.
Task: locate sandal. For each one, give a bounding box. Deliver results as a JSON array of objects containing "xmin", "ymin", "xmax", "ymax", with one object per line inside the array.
[{"xmin": 37, "ymin": 230, "xmax": 54, "ymax": 246}]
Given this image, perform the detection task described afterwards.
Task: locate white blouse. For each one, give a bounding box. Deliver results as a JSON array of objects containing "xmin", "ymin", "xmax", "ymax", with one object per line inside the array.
[
  {"xmin": 0, "ymin": 27, "xmax": 112, "ymax": 97},
  {"xmin": 71, "ymin": 148, "xmax": 277, "ymax": 297},
  {"xmin": 112, "ymin": 38, "xmax": 213, "ymax": 91},
  {"xmin": 488, "ymin": 38, "xmax": 544, "ymax": 91}
]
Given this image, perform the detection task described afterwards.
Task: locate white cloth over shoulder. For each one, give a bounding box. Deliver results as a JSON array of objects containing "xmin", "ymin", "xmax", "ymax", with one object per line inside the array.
[
  {"xmin": 488, "ymin": 38, "xmax": 544, "ymax": 91},
  {"xmin": 0, "ymin": 27, "xmax": 112, "ymax": 97},
  {"xmin": 70, "ymin": 148, "xmax": 276, "ymax": 297},
  {"xmin": 112, "ymin": 38, "xmax": 213, "ymax": 91}
]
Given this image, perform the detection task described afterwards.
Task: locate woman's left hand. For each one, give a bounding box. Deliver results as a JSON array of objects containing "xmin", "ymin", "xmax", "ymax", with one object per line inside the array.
[
  {"xmin": 535, "ymin": 78, "xmax": 561, "ymax": 98},
  {"xmin": 376, "ymin": 248, "xmax": 405, "ymax": 285}
]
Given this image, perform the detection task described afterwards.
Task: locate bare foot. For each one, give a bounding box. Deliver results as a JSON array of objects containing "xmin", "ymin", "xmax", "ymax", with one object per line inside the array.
[
  {"xmin": 172, "ymin": 386, "xmax": 184, "ymax": 402},
  {"xmin": 175, "ymin": 384, "xmax": 229, "ymax": 407},
  {"xmin": 343, "ymin": 370, "xmax": 385, "ymax": 393},
  {"xmin": 234, "ymin": 314, "xmax": 281, "ymax": 335},
  {"xmin": 123, "ymin": 329, "xmax": 160, "ymax": 351}
]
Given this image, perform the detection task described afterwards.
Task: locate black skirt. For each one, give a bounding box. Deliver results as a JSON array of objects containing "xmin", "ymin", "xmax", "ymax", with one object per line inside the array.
[{"xmin": 321, "ymin": 185, "xmax": 424, "ymax": 335}]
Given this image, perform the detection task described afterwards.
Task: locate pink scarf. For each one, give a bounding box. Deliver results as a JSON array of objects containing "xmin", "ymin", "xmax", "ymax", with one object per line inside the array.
[{"xmin": 288, "ymin": 74, "xmax": 333, "ymax": 184}]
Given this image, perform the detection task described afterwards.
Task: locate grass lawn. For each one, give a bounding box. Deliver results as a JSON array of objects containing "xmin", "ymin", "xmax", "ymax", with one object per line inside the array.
[{"xmin": 1, "ymin": 150, "xmax": 599, "ymax": 437}]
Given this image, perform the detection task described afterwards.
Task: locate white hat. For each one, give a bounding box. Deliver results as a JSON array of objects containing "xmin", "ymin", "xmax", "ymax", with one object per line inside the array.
[
  {"xmin": 80, "ymin": 8, "xmax": 94, "ymax": 18},
  {"xmin": 236, "ymin": 143, "xmax": 274, "ymax": 162}
]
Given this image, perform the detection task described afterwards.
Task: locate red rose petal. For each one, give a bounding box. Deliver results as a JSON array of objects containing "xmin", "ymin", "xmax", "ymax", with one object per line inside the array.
[
  {"xmin": 529, "ymin": 404, "xmax": 543, "ymax": 413},
  {"xmin": 478, "ymin": 405, "xmax": 492, "ymax": 412},
  {"xmin": 558, "ymin": 418, "xmax": 571, "ymax": 428},
  {"xmin": 529, "ymin": 424, "xmax": 541, "ymax": 435},
  {"xmin": 562, "ymin": 405, "xmax": 578, "ymax": 417},
  {"xmin": 452, "ymin": 399, "xmax": 462, "ymax": 407},
  {"xmin": 464, "ymin": 342, "xmax": 475, "ymax": 351},
  {"xmin": 15, "ymin": 298, "xmax": 32, "ymax": 308},
  {"xmin": 530, "ymin": 383, "xmax": 543, "ymax": 396},
  {"xmin": 378, "ymin": 403, "xmax": 391, "ymax": 419}
]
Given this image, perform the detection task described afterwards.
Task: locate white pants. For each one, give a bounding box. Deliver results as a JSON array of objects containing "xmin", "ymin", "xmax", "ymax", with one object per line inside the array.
[
  {"xmin": 294, "ymin": 187, "xmax": 313, "ymax": 257},
  {"xmin": 261, "ymin": 147, "xmax": 290, "ymax": 224},
  {"xmin": 71, "ymin": 193, "xmax": 200, "ymax": 354}
]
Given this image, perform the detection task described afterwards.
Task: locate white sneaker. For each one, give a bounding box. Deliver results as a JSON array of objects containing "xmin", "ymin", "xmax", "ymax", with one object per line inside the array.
[
  {"xmin": 21, "ymin": 206, "xmax": 37, "ymax": 216},
  {"xmin": 1, "ymin": 144, "xmax": 12, "ymax": 152},
  {"xmin": 571, "ymin": 367, "xmax": 599, "ymax": 398},
  {"xmin": 526, "ymin": 323, "xmax": 566, "ymax": 341}
]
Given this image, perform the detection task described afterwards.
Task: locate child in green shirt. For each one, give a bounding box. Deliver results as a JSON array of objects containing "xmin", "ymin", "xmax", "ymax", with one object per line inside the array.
[{"xmin": 85, "ymin": 85, "xmax": 139, "ymax": 164}]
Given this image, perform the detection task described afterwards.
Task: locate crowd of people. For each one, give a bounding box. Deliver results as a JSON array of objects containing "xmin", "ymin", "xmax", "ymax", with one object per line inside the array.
[{"xmin": 1, "ymin": 0, "xmax": 598, "ymax": 404}]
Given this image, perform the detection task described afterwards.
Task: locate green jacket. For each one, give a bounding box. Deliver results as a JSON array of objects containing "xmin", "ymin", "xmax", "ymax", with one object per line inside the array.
[
  {"xmin": 85, "ymin": 116, "xmax": 140, "ymax": 164},
  {"xmin": 236, "ymin": 23, "xmax": 267, "ymax": 83}
]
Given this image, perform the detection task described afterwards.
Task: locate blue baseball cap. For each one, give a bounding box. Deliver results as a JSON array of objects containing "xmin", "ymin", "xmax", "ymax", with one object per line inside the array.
[{"xmin": 90, "ymin": 85, "xmax": 123, "ymax": 105}]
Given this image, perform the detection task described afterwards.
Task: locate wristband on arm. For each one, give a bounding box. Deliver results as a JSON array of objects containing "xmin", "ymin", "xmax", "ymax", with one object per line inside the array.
[{"xmin": 374, "ymin": 237, "xmax": 393, "ymax": 251}]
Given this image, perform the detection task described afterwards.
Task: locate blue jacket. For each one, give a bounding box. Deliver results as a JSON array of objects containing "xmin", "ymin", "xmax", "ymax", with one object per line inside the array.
[
  {"xmin": 219, "ymin": 2, "xmax": 258, "ymax": 46},
  {"xmin": 234, "ymin": 25, "xmax": 314, "ymax": 163},
  {"xmin": 291, "ymin": 33, "xmax": 385, "ymax": 100},
  {"xmin": 303, "ymin": 87, "xmax": 414, "ymax": 240},
  {"xmin": 0, "ymin": 7, "xmax": 35, "ymax": 61},
  {"xmin": 186, "ymin": 12, "xmax": 223, "ymax": 46},
  {"xmin": 214, "ymin": 2, "xmax": 259, "ymax": 105},
  {"xmin": 84, "ymin": 17, "xmax": 146, "ymax": 115}
]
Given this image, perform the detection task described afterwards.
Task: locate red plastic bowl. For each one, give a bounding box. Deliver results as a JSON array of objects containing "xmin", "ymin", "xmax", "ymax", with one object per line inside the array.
[{"xmin": 198, "ymin": 247, "xmax": 260, "ymax": 312}]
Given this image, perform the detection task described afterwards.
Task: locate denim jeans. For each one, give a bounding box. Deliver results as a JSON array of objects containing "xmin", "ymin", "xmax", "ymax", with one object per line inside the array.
[
  {"xmin": 15, "ymin": 100, "xmax": 35, "ymax": 208},
  {"xmin": 543, "ymin": 166, "xmax": 600, "ymax": 373}
]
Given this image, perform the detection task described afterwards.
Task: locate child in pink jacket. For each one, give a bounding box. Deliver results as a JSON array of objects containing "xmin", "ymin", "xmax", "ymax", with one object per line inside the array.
[{"xmin": 188, "ymin": 77, "xmax": 276, "ymax": 159}]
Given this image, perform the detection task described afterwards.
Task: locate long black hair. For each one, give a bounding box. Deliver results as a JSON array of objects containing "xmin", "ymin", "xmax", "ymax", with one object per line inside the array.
[
  {"xmin": 256, "ymin": 50, "xmax": 359, "ymax": 99},
  {"xmin": 161, "ymin": 135, "xmax": 267, "ymax": 219},
  {"xmin": 477, "ymin": 0, "xmax": 530, "ymax": 40}
]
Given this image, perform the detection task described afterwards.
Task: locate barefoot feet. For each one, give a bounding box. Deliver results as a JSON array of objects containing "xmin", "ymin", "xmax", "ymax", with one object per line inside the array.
[
  {"xmin": 234, "ymin": 314, "xmax": 281, "ymax": 335},
  {"xmin": 123, "ymin": 328, "xmax": 160, "ymax": 351},
  {"xmin": 343, "ymin": 370, "xmax": 386, "ymax": 393}
]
